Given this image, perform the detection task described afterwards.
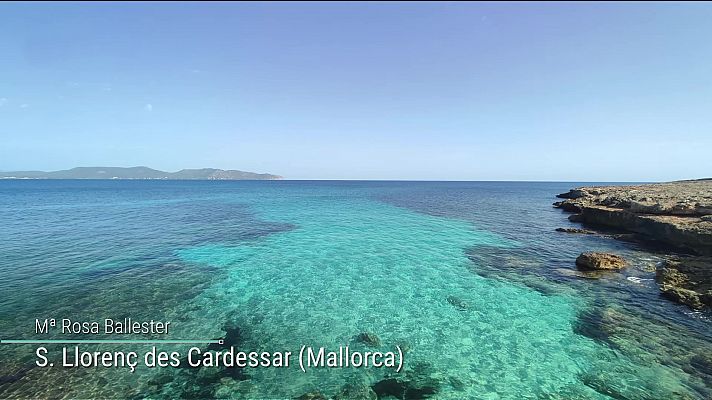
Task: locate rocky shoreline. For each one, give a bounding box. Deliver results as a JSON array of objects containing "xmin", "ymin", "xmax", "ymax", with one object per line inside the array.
[{"xmin": 554, "ymin": 180, "xmax": 712, "ymax": 310}]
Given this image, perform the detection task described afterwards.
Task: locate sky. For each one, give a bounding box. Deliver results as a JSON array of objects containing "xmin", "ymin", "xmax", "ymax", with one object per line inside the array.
[{"xmin": 1, "ymin": 2, "xmax": 711, "ymax": 181}]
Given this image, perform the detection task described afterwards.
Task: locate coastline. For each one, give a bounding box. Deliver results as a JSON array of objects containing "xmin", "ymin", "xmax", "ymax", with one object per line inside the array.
[{"xmin": 554, "ymin": 180, "xmax": 712, "ymax": 309}]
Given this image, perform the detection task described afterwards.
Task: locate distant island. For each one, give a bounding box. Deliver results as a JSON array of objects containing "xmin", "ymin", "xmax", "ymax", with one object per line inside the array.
[{"xmin": 0, "ymin": 167, "xmax": 282, "ymax": 180}]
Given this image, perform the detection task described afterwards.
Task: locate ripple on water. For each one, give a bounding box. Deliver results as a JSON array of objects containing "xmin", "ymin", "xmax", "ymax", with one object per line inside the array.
[{"xmin": 0, "ymin": 181, "xmax": 709, "ymax": 399}]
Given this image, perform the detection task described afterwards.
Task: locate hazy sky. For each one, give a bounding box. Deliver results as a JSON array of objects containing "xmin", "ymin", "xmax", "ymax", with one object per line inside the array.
[{"xmin": 1, "ymin": 2, "xmax": 711, "ymax": 180}]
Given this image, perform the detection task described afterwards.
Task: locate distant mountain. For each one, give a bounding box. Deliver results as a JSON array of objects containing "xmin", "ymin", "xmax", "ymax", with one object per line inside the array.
[{"xmin": 0, "ymin": 167, "xmax": 282, "ymax": 180}]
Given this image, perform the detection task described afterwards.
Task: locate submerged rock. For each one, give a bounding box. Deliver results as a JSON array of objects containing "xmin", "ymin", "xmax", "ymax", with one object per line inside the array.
[
  {"xmin": 334, "ymin": 383, "xmax": 377, "ymax": 400},
  {"xmin": 294, "ymin": 391, "xmax": 327, "ymax": 400},
  {"xmin": 0, "ymin": 363, "xmax": 34, "ymax": 385},
  {"xmin": 355, "ymin": 332, "xmax": 381, "ymax": 347},
  {"xmin": 689, "ymin": 352, "xmax": 712, "ymax": 377},
  {"xmin": 201, "ymin": 321, "xmax": 250, "ymax": 381},
  {"xmin": 372, "ymin": 363, "xmax": 441, "ymax": 400},
  {"xmin": 395, "ymin": 340, "xmax": 411, "ymax": 354},
  {"xmin": 575, "ymin": 252, "xmax": 627, "ymax": 271},
  {"xmin": 446, "ymin": 295, "xmax": 468, "ymax": 311},
  {"xmin": 372, "ymin": 377, "xmax": 438, "ymax": 400},
  {"xmin": 554, "ymin": 267, "xmax": 608, "ymax": 280},
  {"xmin": 580, "ymin": 373, "xmax": 637, "ymax": 400},
  {"xmin": 573, "ymin": 306, "xmax": 638, "ymax": 346},
  {"xmin": 208, "ymin": 321, "xmax": 243, "ymax": 350},
  {"xmin": 448, "ymin": 376, "xmax": 466, "ymax": 391}
]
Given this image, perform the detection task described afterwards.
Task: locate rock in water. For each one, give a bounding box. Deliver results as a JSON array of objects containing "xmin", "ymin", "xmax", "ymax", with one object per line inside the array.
[
  {"xmin": 372, "ymin": 377, "xmax": 438, "ymax": 400},
  {"xmin": 208, "ymin": 322, "xmax": 243, "ymax": 350},
  {"xmin": 576, "ymin": 252, "xmax": 627, "ymax": 271},
  {"xmin": 334, "ymin": 383, "xmax": 377, "ymax": 400},
  {"xmin": 553, "ymin": 201, "xmax": 583, "ymax": 213},
  {"xmin": 689, "ymin": 352, "xmax": 712, "ymax": 376},
  {"xmin": 557, "ymin": 189, "xmax": 586, "ymax": 199},
  {"xmin": 556, "ymin": 228, "xmax": 595, "ymax": 234},
  {"xmin": 294, "ymin": 392, "xmax": 327, "ymax": 400},
  {"xmin": 556, "ymin": 181, "xmax": 712, "ymax": 309},
  {"xmin": 446, "ymin": 295, "xmax": 468, "ymax": 311},
  {"xmin": 372, "ymin": 363, "xmax": 440, "ymax": 399},
  {"xmin": 656, "ymin": 257, "xmax": 712, "ymax": 310}
]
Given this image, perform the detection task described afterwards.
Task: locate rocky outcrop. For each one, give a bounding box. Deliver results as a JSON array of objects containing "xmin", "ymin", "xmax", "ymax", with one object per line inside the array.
[
  {"xmin": 554, "ymin": 181, "xmax": 712, "ymax": 255},
  {"xmin": 555, "ymin": 181, "xmax": 712, "ymax": 310},
  {"xmin": 656, "ymin": 257, "xmax": 712, "ymax": 309},
  {"xmin": 552, "ymin": 201, "xmax": 583, "ymax": 213},
  {"xmin": 575, "ymin": 252, "xmax": 627, "ymax": 271}
]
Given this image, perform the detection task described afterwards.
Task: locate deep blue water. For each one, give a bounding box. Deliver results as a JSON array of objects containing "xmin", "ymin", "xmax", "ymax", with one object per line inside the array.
[{"xmin": 0, "ymin": 180, "xmax": 710, "ymax": 399}]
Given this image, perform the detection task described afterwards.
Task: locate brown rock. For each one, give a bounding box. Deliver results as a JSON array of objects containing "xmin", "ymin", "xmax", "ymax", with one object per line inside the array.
[
  {"xmin": 660, "ymin": 286, "xmax": 705, "ymax": 309},
  {"xmin": 655, "ymin": 257, "xmax": 712, "ymax": 309},
  {"xmin": 575, "ymin": 252, "xmax": 627, "ymax": 271},
  {"xmin": 553, "ymin": 180, "xmax": 712, "ymax": 255}
]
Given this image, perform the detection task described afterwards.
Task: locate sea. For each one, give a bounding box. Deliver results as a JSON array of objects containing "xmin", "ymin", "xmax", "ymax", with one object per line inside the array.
[{"xmin": 0, "ymin": 180, "xmax": 710, "ymax": 399}]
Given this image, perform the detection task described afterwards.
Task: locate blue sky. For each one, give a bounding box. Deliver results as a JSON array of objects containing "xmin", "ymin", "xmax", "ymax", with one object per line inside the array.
[{"xmin": 1, "ymin": 2, "xmax": 711, "ymax": 180}]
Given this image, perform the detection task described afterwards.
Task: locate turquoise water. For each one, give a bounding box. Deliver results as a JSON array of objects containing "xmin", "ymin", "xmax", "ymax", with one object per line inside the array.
[{"xmin": 0, "ymin": 181, "xmax": 710, "ymax": 399}]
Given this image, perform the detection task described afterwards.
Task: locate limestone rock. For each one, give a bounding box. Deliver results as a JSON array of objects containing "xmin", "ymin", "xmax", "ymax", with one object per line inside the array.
[
  {"xmin": 575, "ymin": 252, "xmax": 627, "ymax": 271},
  {"xmin": 554, "ymin": 180, "xmax": 712, "ymax": 255},
  {"xmin": 655, "ymin": 257, "xmax": 712, "ymax": 309}
]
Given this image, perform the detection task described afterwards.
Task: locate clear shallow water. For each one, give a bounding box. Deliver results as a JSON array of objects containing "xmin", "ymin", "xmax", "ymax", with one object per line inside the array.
[{"xmin": 0, "ymin": 181, "xmax": 710, "ymax": 399}]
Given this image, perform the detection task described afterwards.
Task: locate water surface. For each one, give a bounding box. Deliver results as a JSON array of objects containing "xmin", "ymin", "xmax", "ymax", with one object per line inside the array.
[{"xmin": 0, "ymin": 181, "xmax": 709, "ymax": 399}]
